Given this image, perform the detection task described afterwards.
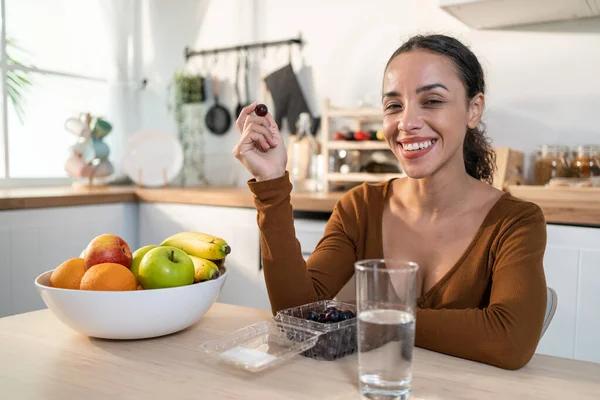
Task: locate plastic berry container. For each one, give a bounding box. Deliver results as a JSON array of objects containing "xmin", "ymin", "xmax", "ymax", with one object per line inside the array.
[
  {"xmin": 200, "ymin": 320, "xmax": 322, "ymax": 372},
  {"xmin": 274, "ymin": 300, "xmax": 357, "ymax": 361}
]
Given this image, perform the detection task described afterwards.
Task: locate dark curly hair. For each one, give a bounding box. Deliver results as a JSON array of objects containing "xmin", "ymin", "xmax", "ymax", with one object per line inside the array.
[{"xmin": 384, "ymin": 34, "xmax": 496, "ymax": 184}]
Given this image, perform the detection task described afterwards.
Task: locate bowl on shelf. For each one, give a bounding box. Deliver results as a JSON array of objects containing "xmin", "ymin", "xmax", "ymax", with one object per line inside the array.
[{"xmin": 34, "ymin": 266, "xmax": 228, "ymax": 340}]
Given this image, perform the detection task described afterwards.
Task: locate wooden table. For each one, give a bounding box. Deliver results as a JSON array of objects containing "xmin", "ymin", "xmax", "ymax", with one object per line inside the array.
[{"xmin": 1, "ymin": 303, "xmax": 599, "ymax": 399}]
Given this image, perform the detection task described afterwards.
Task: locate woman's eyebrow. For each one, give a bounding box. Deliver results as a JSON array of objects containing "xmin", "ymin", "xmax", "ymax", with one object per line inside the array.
[
  {"xmin": 383, "ymin": 83, "xmax": 450, "ymax": 99},
  {"xmin": 416, "ymin": 83, "xmax": 449, "ymax": 93}
]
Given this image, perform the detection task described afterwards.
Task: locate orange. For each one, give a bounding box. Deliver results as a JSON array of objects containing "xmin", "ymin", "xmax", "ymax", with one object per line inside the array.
[
  {"xmin": 50, "ymin": 258, "xmax": 87, "ymax": 289},
  {"xmin": 80, "ymin": 263, "xmax": 137, "ymax": 291}
]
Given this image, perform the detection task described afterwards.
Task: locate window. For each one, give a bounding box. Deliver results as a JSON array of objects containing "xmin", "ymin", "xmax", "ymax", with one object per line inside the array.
[{"xmin": 1, "ymin": 0, "xmax": 136, "ymax": 182}]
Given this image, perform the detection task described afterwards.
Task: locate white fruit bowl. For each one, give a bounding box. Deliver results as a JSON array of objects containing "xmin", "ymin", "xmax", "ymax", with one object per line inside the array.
[{"xmin": 34, "ymin": 267, "xmax": 228, "ymax": 340}]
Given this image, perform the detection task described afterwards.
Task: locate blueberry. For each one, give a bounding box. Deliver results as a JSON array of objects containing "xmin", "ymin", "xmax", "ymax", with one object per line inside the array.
[
  {"xmin": 306, "ymin": 311, "xmax": 319, "ymax": 321},
  {"xmin": 326, "ymin": 309, "xmax": 341, "ymax": 322},
  {"xmin": 317, "ymin": 313, "xmax": 327, "ymax": 323},
  {"xmin": 343, "ymin": 310, "xmax": 356, "ymax": 319},
  {"xmin": 325, "ymin": 306, "xmax": 337, "ymax": 312},
  {"xmin": 255, "ymin": 104, "xmax": 268, "ymax": 117}
]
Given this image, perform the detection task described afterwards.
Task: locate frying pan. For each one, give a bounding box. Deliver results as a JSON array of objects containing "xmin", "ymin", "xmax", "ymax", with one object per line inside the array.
[{"xmin": 205, "ymin": 76, "xmax": 232, "ymax": 135}]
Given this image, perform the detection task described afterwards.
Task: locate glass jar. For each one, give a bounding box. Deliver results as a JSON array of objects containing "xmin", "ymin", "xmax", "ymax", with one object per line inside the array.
[
  {"xmin": 534, "ymin": 145, "xmax": 570, "ymax": 185},
  {"xmin": 570, "ymin": 145, "xmax": 600, "ymax": 178}
]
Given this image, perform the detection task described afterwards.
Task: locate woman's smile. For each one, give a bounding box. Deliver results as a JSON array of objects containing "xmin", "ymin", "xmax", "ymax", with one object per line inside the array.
[{"xmin": 397, "ymin": 137, "xmax": 438, "ymax": 160}]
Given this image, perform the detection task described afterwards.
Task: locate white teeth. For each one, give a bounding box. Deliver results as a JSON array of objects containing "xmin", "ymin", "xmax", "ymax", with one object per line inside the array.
[{"xmin": 403, "ymin": 139, "xmax": 436, "ymax": 151}]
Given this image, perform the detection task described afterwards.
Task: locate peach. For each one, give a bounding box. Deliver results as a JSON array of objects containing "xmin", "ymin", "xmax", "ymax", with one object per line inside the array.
[{"xmin": 84, "ymin": 234, "xmax": 132, "ymax": 270}]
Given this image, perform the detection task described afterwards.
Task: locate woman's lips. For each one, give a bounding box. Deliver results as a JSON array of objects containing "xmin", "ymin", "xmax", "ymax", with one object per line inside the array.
[{"xmin": 398, "ymin": 139, "xmax": 437, "ymax": 160}]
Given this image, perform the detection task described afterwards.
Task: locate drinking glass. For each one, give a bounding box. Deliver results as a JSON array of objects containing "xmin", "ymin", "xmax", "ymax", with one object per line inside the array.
[{"xmin": 355, "ymin": 259, "xmax": 419, "ymax": 400}]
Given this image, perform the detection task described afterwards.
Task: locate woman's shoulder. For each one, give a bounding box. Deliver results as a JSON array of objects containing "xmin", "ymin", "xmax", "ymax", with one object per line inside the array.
[
  {"xmin": 494, "ymin": 192, "xmax": 546, "ymax": 222},
  {"xmin": 486, "ymin": 192, "xmax": 547, "ymax": 242}
]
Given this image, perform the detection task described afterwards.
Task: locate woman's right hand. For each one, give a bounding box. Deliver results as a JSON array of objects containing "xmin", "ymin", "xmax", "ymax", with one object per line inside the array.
[{"xmin": 233, "ymin": 103, "xmax": 288, "ymax": 182}]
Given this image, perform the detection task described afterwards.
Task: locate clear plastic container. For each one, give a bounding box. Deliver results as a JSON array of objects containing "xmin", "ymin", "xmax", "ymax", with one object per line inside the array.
[
  {"xmin": 275, "ymin": 300, "xmax": 358, "ymax": 361},
  {"xmin": 200, "ymin": 320, "xmax": 321, "ymax": 372}
]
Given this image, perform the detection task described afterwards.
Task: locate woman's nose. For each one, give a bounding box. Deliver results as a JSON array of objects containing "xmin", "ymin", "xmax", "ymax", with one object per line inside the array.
[{"xmin": 398, "ymin": 105, "xmax": 423, "ymax": 133}]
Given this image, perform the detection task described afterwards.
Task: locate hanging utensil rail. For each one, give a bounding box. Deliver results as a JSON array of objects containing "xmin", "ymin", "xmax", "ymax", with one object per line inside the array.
[{"xmin": 184, "ymin": 34, "xmax": 304, "ymax": 61}]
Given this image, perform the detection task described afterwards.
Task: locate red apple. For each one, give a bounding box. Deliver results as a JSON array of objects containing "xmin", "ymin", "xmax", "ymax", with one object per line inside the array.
[{"xmin": 84, "ymin": 234, "xmax": 132, "ymax": 270}]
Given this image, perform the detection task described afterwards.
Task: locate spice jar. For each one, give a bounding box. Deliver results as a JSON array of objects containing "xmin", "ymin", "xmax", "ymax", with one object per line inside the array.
[
  {"xmin": 534, "ymin": 145, "xmax": 570, "ymax": 185},
  {"xmin": 570, "ymin": 145, "xmax": 600, "ymax": 178}
]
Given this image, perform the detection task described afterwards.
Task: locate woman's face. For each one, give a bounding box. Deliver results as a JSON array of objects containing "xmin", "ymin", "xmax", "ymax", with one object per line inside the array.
[{"xmin": 381, "ymin": 49, "xmax": 483, "ymax": 180}]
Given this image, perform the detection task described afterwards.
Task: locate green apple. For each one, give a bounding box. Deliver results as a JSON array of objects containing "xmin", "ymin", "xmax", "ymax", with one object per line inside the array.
[
  {"xmin": 131, "ymin": 245, "xmax": 158, "ymax": 280},
  {"xmin": 138, "ymin": 246, "xmax": 195, "ymax": 289}
]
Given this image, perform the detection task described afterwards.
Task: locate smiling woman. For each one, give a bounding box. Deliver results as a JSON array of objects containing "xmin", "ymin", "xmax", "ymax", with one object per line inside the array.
[
  {"xmin": 381, "ymin": 35, "xmax": 496, "ymax": 184},
  {"xmin": 234, "ymin": 33, "xmax": 548, "ymax": 371}
]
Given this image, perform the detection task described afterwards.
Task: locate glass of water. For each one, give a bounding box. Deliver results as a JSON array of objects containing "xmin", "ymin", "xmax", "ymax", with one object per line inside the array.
[{"xmin": 355, "ymin": 259, "xmax": 419, "ymax": 400}]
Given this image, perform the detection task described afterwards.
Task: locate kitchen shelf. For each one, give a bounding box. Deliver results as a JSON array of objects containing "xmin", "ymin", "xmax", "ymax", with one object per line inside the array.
[
  {"xmin": 327, "ymin": 141, "xmax": 390, "ymax": 150},
  {"xmin": 325, "ymin": 106, "xmax": 382, "ymax": 119},
  {"xmin": 327, "ymin": 172, "xmax": 406, "ymax": 183},
  {"xmin": 321, "ymin": 98, "xmax": 400, "ymax": 192}
]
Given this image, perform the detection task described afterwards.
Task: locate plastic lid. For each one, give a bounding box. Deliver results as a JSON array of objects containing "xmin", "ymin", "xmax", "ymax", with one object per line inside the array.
[{"xmin": 200, "ymin": 320, "xmax": 322, "ymax": 372}]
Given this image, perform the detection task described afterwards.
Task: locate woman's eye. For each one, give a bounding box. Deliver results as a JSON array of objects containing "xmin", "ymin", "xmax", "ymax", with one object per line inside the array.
[
  {"xmin": 385, "ymin": 103, "xmax": 402, "ymax": 111},
  {"xmin": 424, "ymin": 99, "xmax": 443, "ymax": 106}
]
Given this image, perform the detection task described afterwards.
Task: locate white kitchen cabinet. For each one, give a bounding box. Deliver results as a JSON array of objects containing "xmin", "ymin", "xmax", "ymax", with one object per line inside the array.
[
  {"xmin": 574, "ymin": 250, "xmax": 600, "ymax": 363},
  {"xmin": 439, "ymin": 0, "xmax": 600, "ymax": 29},
  {"xmin": 138, "ymin": 203, "xmax": 271, "ymax": 311},
  {"xmin": 536, "ymin": 246, "xmax": 579, "ymax": 359},
  {"xmin": 0, "ymin": 203, "xmax": 138, "ymax": 318},
  {"xmin": 536, "ymin": 224, "xmax": 600, "ymax": 363}
]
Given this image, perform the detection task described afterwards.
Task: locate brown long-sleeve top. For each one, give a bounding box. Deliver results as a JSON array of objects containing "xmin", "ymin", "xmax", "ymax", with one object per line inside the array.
[{"xmin": 248, "ymin": 172, "xmax": 548, "ymax": 370}]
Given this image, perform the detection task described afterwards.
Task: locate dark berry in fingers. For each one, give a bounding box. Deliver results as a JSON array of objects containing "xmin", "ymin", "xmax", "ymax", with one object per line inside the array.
[{"xmin": 255, "ymin": 104, "xmax": 268, "ymax": 117}]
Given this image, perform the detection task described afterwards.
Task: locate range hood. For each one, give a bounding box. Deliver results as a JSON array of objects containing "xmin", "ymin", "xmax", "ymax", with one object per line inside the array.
[{"xmin": 440, "ymin": 0, "xmax": 600, "ymax": 29}]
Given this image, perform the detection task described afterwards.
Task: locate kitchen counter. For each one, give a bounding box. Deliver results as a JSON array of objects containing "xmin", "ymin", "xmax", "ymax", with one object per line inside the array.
[
  {"xmin": 1, "ymin": 183, "xmax": 599, "ymax": 226},
  {"xmin": 508, "ymin": 185, "xmax": 600, "ymax": 226},
  {"xmin": 1, "ymin": 302, "xmax": 599, "ymax": 399},
  {"xmin": 0, "ymin": 185, "xmax": 341, "ymax": 213}
]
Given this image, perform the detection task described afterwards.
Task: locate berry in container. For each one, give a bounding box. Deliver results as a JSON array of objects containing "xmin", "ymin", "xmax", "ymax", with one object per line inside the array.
[{"xmin": 274, "ymin": 300, "xmax": 357, "ymax": 361}]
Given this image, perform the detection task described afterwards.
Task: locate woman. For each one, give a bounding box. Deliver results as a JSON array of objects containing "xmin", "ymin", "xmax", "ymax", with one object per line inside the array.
[{"xmin": 233, "ymin": 34, "xmax": 547, "ymax": 370}]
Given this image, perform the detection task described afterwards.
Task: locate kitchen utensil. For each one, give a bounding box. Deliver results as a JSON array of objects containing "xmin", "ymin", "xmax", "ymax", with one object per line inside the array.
[
  {"xmin": 234, "ymin": 53, "xmax": 244, "ymax": 117},
  {"xmin": 264, "ymin": 63, "xmax": 311, "ymax": 130},
  {"xmin": 34, "ymin": 267, "xmax": 228, "ymax": 340},
  {"xmin": 123, "ymin": 130, "xmax": 184, "ymax": 187},
  {"xmin": 205, "ymin": 77, "xmax": 232, "ymax": 135}
]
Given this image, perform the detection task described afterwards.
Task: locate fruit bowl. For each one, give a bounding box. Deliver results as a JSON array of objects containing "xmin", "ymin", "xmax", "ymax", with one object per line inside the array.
[{"xmin": 34, "ymin": 266, "xmax": 228, "ymax": 340}]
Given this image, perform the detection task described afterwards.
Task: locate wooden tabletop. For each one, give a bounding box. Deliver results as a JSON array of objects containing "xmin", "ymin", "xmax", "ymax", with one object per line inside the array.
[{"xmin": 1, "ymin": 303, "xmax": 599, "ymax": 400}]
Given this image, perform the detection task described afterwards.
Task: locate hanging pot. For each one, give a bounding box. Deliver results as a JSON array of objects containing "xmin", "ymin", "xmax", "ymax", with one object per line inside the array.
[{"xmin": 205, "ymin": 76, "xmax": 232, "ymax": 135}]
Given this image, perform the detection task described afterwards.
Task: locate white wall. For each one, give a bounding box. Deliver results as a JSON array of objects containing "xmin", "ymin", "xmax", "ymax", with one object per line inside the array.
[{"xmin": 138, "ymin": 0, "xmax": 600, "ymax": 183}]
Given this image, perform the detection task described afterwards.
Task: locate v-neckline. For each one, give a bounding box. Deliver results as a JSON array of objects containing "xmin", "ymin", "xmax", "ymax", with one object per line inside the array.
[{"xmin": 377, "ymin": 179, "xmax": 510, "ymax": 302}]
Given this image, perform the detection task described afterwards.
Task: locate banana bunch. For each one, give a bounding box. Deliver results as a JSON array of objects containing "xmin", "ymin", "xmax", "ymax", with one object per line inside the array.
[{"xmin": 161, "ymin": 232, "xmax": 230, "ymax": 282}]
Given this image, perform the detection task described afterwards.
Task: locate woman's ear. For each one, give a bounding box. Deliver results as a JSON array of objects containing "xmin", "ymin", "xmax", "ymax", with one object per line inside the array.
[{"xmin": 467, "ymin": 93, "xmax": 485, "ymax": 129}]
